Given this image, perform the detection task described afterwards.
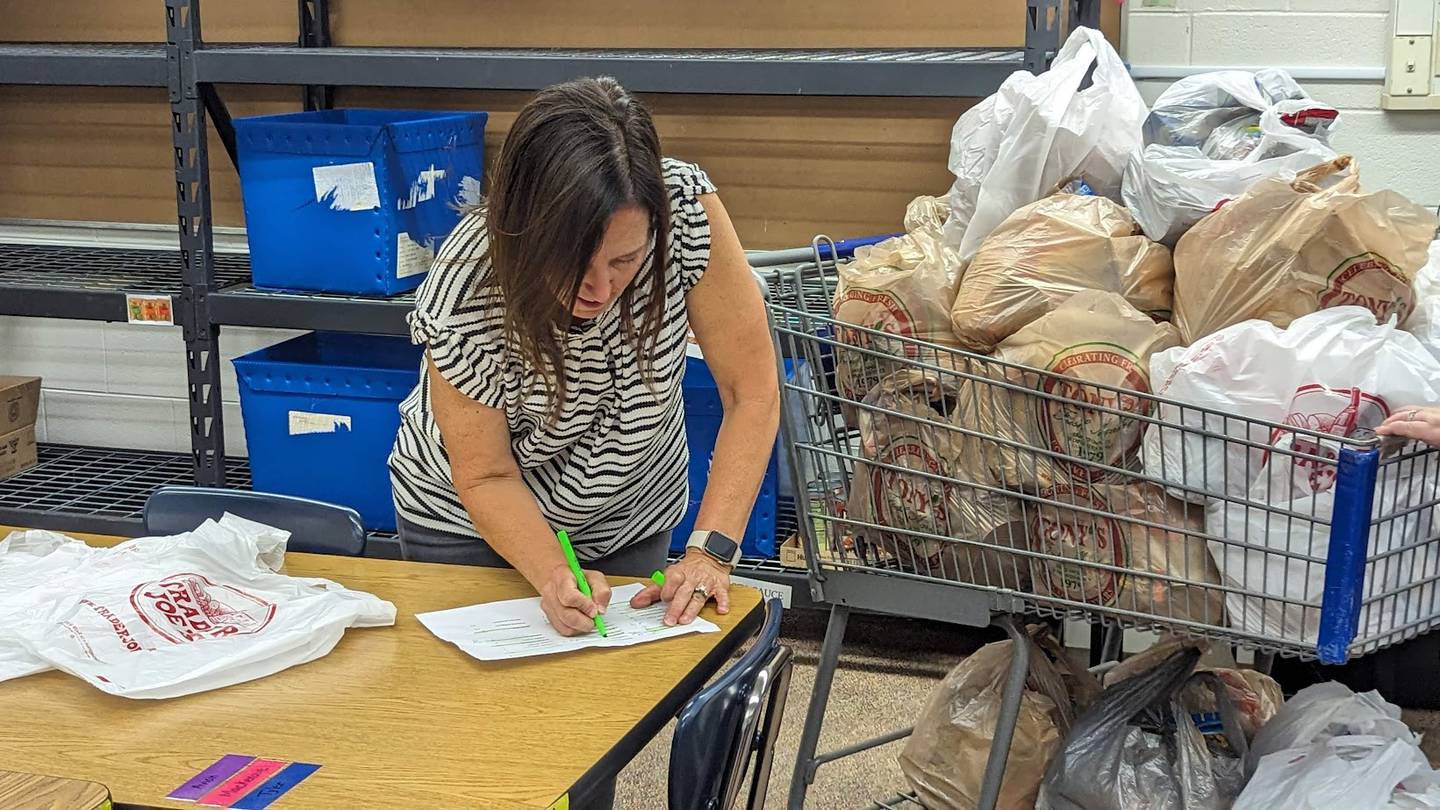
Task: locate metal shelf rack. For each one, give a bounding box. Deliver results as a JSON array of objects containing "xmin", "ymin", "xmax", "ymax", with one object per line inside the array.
[
  {"xmin": 0, "ymin": 242, "xmax": 249, "ymax": 322},
  {"xmin": 1, "ymin": 0, "xmax": 1096, "ymax": 589},
  {"xmin": 0, "ymin": 42, "xmax": 169, "ymax": 87}
]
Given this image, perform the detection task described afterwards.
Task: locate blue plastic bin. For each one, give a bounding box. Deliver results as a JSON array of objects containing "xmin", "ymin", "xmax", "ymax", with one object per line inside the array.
[
  {"xmin": 235, "ymin": 108, "xmax": 488, "ymax": 296},
  {"xmin": 674, "ymin": 356, "xmax": 807, "ymax": 560},
  {"xmin": 232, "ymin": 332, "xmax": 423, "ymax": 532}
]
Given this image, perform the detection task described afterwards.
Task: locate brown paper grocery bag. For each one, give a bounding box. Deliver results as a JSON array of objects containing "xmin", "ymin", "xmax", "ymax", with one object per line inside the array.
[{"xmin": 1173, "ymin": 156, "xmax": 1438, "ymax": 343}]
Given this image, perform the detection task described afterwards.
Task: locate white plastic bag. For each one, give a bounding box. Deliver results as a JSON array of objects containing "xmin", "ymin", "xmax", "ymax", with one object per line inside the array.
[
  {"xmin": 1143, "ymin": 68, "xmax": 1306, "ymax": 149},
  {"xmin": 1246, "ymin": 681, "xmax": 1417, "ymax": 769},
  {"xmin": 0, "ymin": 515, "xmax": 396, "ymax": 699},
  {"xmin": 1143, "ymin": 307, "xmax": 1440, "ymax": 504},
  {"xmin": 1236, "ymin": 736, "xmax": 1440, "ymax": 809},
  {"xmin": 1405, "ymin": 239, "xmax": 1440, "ymax": 360},
  {"xmin": 0, "ymin": 529, "xmax": 101, "ymax": 682},
  {"xmin": 1239, "ymin": 683, "xmax": 1440, "ymax": 808},
  {"xmin": 943, "ymin": 27, "xmax": 1147, "ymax": 261},
  {"xmin": 1123, "ymin": 101, "xmax": 1341, "ymax": 245}
]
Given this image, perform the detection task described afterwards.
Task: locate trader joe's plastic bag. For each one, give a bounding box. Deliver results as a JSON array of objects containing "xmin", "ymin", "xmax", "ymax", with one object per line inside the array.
[
  {"xmin": 847, "ymin": 366, "xmax": 1029, "ymax": 588},
  {"xmin": 0, "ymin": 529, "xmax": 103, "ymax": 683},
  {"xmin": 0, "ymin": 515, "xmax": 396, "ymax": 699},
  {"xmin": 950, "ymin": 193, "xmax": 1173, "ymax": 353},
  {"xmin": 833, "ymin": 195, "xmax": 963, "ymax": 415},
  {"xmin": 1028, "ymin": 480, "xmax": 1225, "ymax": 628},
  {"xmin": 1172, "ymin": 156, "xmax": 1437, "ymax": 343},
  {"xmin": 986, "ymin": 291, "xmax": 1181, "ymax": 489},
  {"xmin": 944, "ymin": 27, "xmax": 1147, "ymax": 261},
  {"xmin": 1143, "ymin": 306, "xmax": 1440, "ymax": 504},
  {"xmin": 901, "ymin": 628, "xmax": 1101, "ymax": 810}
]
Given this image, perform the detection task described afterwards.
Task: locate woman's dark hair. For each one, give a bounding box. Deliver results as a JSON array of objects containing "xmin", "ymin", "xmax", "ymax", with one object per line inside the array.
[{"xmin": 481, "ymin": 76, "xmax": 668, "ymax": 416}]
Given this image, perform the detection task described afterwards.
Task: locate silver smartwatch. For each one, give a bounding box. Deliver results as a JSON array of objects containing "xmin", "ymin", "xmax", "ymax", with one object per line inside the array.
[{"xmin": 685, "ymin": 529, "xmax": 742, "ymax": 567}]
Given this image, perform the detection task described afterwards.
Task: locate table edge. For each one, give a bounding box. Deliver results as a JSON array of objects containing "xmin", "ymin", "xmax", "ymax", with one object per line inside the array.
[{"xmin": 556, "ymin": 595, "xmax": 767, "ymax": 807}]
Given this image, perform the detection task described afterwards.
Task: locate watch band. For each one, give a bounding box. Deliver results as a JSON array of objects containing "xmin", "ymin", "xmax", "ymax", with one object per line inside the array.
[{"xmin": 686, "ymin": 529, "xmax": 743, "ymax": 567}]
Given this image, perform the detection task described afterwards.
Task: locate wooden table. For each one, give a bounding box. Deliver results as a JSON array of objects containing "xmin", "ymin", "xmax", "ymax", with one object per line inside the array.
[
  {"xmin": 0, "ymin": 527, "xmax": 764, "ymax": 809},
  {"xmin": 0, "ymin": 770, "xmax": 112, "ymax": 810}
]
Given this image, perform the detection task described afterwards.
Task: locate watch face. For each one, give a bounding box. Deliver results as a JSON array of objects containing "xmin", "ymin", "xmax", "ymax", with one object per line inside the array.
[{"xmin": 706, "ymin": 532, "xmax": 740, "ymax": 560}]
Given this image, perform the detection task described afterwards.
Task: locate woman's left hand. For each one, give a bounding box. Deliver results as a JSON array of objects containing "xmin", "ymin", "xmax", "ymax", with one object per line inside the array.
[{"xmin": 630, "ymin": 550, "xmax": 731, "ymax": 625}]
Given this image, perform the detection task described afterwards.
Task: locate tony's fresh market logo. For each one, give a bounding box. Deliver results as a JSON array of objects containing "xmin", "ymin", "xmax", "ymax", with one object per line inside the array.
[
  {"xmin": 1321, "ymin": 252, "xmax": 1413, "ymax": 323},
  {"xmin": 871, "ymin": 438, "xmax": 952, "ymax": 528},
  {"xmin": 1033, "ymin": 484, "xmax": 1125, "ymax": 605},
  {"xmin": 1038, "ymin": 343, "xmax": 1149, "ymax": 480}
]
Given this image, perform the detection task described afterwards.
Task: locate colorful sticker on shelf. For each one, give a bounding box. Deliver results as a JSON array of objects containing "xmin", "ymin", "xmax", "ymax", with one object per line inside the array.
[
  {"xmin": 312, "ymin": 162, "xmax": 380, "ymax": 212},
  {"xmin": 125, "ymin": 294, "xmax": 175, "ymax": 326}
]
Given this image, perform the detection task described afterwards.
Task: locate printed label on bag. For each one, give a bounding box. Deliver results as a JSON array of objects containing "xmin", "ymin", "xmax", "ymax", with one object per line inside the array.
[
  {"xmin": 1033, "ymin": 484, "xmax": 1126, "ymax": 605},
  {"xmin": 870, "ymin": 437, "xmax": 954, "ymax": 530},
  {"xmin": 1321, "ymin": 251, "xmax": 1413, "ymax": 323},
  {"xmin": 1038, "ymin": 342, "xmax": 1150, "ymax": 481},
  {"xmin": 287, "ymin": 410, "xmax": 352, "ymax": 436},
  {"xmin": 836, "ymin": 287, "xmax": 916, "ymax": 398},
  {"xmin": 312, "ymin": 162, "xmax": 380, "ymax": 212},
  {"xmin": 1266, "ymin": 384, "xmax": 1389, "ymax": 493},
  {"xmin": 125, "ymin": 294, "xmax": 175, "ymax": 326},
  {"xmin": 396, "ymin": 232, "xmax": 434, "ymax": 279},
  {"xmin": 130, "ymin": 573, "xmax": 277, "ymax": 644}
]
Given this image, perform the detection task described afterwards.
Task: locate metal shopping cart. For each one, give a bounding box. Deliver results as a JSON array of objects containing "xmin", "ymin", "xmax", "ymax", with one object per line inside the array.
[{"xmin": 766, "ymin": 237, "xmax": 1440, "ymax": 810}]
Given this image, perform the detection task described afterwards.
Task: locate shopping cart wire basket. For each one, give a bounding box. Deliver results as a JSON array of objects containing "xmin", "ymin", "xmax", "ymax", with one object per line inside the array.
[{"xmin": 768, "ymin": 235, "xmax": 1440, "ymax": 810}]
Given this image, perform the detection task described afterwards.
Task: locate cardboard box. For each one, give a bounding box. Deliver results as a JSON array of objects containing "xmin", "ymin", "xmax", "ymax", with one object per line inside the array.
[
  {"xmin": 0, "ymin": 376, "xmax": 41, "ymax": 435},
  {"xmin": 0, "ymin": 424, "xmax": 38, "ymax": 480}
]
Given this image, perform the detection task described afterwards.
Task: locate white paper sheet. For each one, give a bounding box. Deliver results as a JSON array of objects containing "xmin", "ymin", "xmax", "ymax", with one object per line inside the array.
[{"xmin": 416, "ymin": 583, "xmax": 719, "ymax": 661}]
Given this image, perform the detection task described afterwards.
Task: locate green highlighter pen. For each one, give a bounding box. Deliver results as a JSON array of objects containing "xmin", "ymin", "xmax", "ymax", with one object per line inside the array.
[{"xmin": 556, "ymin": 530, "xmax": 607, "ymax": 637}]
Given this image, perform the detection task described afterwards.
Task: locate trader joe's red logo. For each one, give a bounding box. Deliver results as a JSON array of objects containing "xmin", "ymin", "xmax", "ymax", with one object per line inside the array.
[
  {"xmin": 1033, "ymin": 484, "xmax": 1126, "ymax": 605},
  {"xmin": 1321, "ymin": 252, "xmax": 1413, "ymax": 323},
  {"xmin": 1038, "ymin": 345, "xmax": 1150, "ymax": 481},
  {"xmin": 1265, "ymin": 384, "xmax": 1389, "ymax": 493},
  {"xmin": 130, "ymin": 573, "xmax": 276, "ymax": 644}
]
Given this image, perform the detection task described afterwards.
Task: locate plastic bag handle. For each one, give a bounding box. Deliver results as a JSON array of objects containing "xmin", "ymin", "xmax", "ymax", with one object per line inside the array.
[
  {"xmin": 1058, "ymin": 646, "xmax": 1202, "ymax": 753},
  {"xmin": 1291, "ymin": 155, "xmax": 1354, "ymax": 192},
  {"xmin": 1182, "ymin": 670, "xmax": 1250, "ymax": 761}
]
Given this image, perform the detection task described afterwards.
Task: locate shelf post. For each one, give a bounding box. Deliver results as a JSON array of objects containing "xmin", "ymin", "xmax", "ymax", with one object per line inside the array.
[
  {"xmin": 1024, "ymin": 0, "xmax": 1064, "ymax": 73},
  {"xmin": 166, "ymin": 0, "xmax": 228, "ymax": 487},
  {"xmin": 299, "ymin": 0, "xmax": 335, "ymax": 111}
]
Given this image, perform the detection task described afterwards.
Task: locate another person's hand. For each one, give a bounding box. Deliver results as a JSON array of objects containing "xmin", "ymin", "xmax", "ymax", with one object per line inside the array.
[
  {"xmin": 630, "ymin": 550, "xmax": 731, "ymax": 626},
  {"xmin": 539, "ymin": 564, "xmax": 611, "ymax": 636},
  {"xmin": 1377, "ymin": 406, "xmax": 1440, "ymax": 449}
]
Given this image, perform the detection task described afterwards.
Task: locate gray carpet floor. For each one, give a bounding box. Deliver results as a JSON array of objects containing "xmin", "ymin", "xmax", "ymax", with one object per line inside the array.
[{"xmin": 614, "ymin": 609, "xmax": 1440, "ymax": 810}]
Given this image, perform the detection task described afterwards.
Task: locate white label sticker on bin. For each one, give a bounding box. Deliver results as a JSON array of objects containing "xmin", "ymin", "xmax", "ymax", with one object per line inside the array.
[
  {"xmin": 396, "ymin": 233, "xmax": 435, "ymax": 279},
  {"xmin": 288, "ymin": 410, "xmax": 353, "ymax": 436},
  {"xmin": 312, "ymin": 162, "xmax": 380, "ymax": 212},
  {"xmin": 730, "ymin": 575, "xmax": 792, "ymax": 608}
]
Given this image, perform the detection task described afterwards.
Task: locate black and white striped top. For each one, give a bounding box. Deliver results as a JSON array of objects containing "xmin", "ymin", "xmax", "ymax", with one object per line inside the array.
[{"xmin": 388, "ymin": 159, "xmax": 716, "ymax": 560}]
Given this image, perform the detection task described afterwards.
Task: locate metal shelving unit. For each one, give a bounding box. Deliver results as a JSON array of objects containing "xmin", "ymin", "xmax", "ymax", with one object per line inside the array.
[
  {"xmin": 0, "ymin": 444, "xmax": 250, "ymax": 535},
  {"xmin": 192, "ymin": 45, "xmax": 1028, "ymax": 97},
  {"xmin": 0, "ymin": 42, "xmax": 168, "ymax": 87},
  {"xmin": 2, "ymin": 0, "xmax": 1094, "ymax": 586},
  {"xmin": 0, "ymin": 242, "xmax": 248, "ymax": 321}
]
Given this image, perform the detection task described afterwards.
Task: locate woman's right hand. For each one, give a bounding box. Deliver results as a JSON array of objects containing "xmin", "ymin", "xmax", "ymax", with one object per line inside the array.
[
  {"xmin": 1378, "ymin": 406, "xmax": 1440, "ymax": 449},
  {"xmin": 538, "ymin": 564, "xmax": 612, "ymax": 636}
]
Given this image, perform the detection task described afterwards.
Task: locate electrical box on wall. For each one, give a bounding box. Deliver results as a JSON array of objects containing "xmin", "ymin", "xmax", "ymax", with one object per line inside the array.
[{"xmin": 1384, "ymin": 0, "xmax": 1440, "ymax": 109}]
